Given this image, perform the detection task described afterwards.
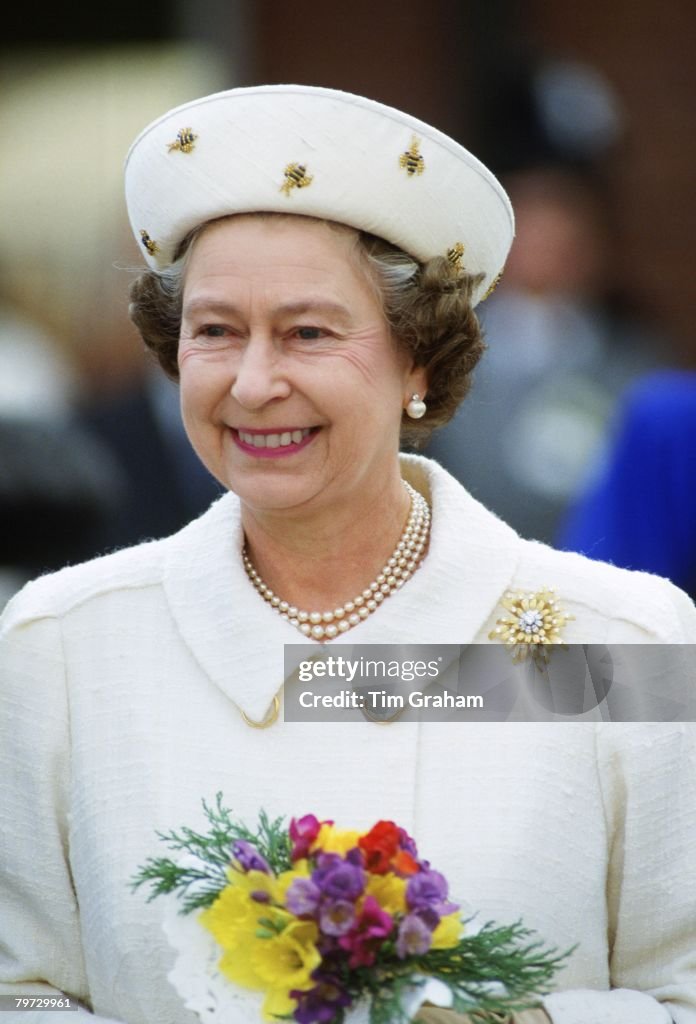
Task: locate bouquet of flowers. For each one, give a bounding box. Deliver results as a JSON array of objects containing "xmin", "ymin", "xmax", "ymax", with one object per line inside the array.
[{"xmin": 132, "ymin": 796, "xmax": 567, "ymax": 1023}]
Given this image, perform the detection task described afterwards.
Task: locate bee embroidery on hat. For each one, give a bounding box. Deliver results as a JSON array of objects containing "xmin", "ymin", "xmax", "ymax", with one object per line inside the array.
[
  {"xmin": 399, "ymin": 136, "xmax": 425, "ymax": 177},
  {"xmin": 489, "ymin": 588, "xmax": 574, "ymax": 665},
  {"xmin": 167, "ymin": 128, "xmax": 198, "ymax": 154},
  {"xmin": 482, "ymin": 272, "xmax": 502, "ymax": 301},
  {"xmin": 139, "ymin": 230, "xmax": 160, "ymax": 256},
  {"xmin": 280, "ymin": 163, "xmax": 313, "ymax": 196},
  {"xmin": 446, "ymin": 242, "xmax": 465, "ymax": 271}
]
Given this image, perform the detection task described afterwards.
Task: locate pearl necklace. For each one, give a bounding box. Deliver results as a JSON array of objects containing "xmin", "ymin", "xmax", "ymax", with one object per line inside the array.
[{"xmin": 242, "ymin": 482, "xmax": 431, "ymax": 641}]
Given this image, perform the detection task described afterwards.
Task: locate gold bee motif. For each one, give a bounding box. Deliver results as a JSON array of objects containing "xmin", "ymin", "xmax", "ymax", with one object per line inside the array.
[
  {"xmin": 489, "ymin": 588, "xmax": 575, "ymax": 665},
  {"xmin": 482, "ymin": 272, "xmax": 502, "ymax": 301},
  {"xmin": 167, "ymin": 127, "xmax": 198, "ymax": 154},
  {"xmin": 139, "ymin": 230, "xmax": 160, "ymax": 256},
  {"xmin": 399, "ymin": 136, "xmax": 425, "ymax": 177},
  {"xmin": 280, "ymin": 163, "xmax": 313, "ymax": 196},
  {"xmin": 446, "ymin": 242, "xmax": 465, "ymax": 271}
]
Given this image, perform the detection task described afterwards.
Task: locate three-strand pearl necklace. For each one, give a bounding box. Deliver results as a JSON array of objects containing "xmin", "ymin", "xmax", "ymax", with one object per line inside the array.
[{"xmin": 242, "ymin": 481, "xmax": 431, "ymax": 641}]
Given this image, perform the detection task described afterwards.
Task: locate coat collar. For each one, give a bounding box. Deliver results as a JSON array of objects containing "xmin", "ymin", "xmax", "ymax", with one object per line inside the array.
[{"xmin": 162, "ymin": 455, "xmax": 521, "ymax": 720}]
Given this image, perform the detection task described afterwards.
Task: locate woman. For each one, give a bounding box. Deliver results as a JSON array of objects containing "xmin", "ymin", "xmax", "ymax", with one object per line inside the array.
[{"xmin": 1, "ymin": 86, "xmax": 695, "ymax": 1024}]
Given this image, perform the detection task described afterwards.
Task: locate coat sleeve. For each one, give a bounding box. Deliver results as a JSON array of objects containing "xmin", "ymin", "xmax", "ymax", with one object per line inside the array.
[
  {"xmin": 0, "ymin": 603, "xmax": 122, "ymax": 1024},
  {"xmin": 542, "ymin": 724, "xmax": 696, "ymax": 1024}
]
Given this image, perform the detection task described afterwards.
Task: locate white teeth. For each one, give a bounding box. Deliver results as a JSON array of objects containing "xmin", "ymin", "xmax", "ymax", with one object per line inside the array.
[{"xmin": 238, "ymin": 428, "xmax": 312, "ymax": 449}]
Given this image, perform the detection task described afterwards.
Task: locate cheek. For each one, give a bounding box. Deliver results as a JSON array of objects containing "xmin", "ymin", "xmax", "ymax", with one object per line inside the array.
[
  {"xmin": 330, "ymin": 341, "xmax": 409, "ymax": 398},
  {"xmin": 179, "ymin": 372, "xmax": 222, "ymax": 432}
]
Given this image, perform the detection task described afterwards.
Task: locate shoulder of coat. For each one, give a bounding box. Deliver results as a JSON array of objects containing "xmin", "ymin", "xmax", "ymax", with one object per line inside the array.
[
  {"xmin": 1, "ymin": 535, "xmax": 169, "ymax": 631},
  {"xmin": 1, "ymin": 491, "xmax": 237, "ymax": 633},
  {"xmin": 504, "ymin": 538, "xmax": 696, "ymax": 643}
]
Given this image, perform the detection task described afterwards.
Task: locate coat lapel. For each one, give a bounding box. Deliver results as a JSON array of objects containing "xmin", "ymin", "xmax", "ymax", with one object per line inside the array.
[
  {"xmin": 353, "ymin": 454, "xmax": 522, "ymax": 645},
  {"xmin": 162, "ymin": 493, "xmax": 300, "ymax": 722},
  {"xmin": 162, "ymin": 456, "xmax": 521, "ymax": 718}
]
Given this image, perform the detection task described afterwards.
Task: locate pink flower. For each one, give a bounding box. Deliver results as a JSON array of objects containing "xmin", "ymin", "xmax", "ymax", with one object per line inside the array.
[
  {"xmin": 289, "ymin": 814, "xmax": 330, "ymax": 862},
  {"xmin": 338, "ymin": 896, "xmax": 393, "ymax": 968}
]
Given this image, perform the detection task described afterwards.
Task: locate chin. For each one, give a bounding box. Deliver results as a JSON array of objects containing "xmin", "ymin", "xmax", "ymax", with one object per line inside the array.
[{"xmin": 229, "ymin": 476, "xmax": 322, "ymax": 514}]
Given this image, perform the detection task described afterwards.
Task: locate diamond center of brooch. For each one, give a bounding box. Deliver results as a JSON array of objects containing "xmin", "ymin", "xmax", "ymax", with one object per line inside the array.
[{"xmin": 518, "ymin": 610, "xmax": 543, "ymax": 634}]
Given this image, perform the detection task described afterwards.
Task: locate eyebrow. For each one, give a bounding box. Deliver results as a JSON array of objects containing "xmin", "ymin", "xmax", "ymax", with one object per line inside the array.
[{"xmin": 181, "ymin": 297, "xmax": 353, "ymax": 325}]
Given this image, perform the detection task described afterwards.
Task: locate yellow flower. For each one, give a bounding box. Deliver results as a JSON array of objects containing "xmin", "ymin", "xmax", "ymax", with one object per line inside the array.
[
  {"xmin": 431, "ymin": 912, "xmax": 464, "ymax": 949},
  {"xmin": 252, "ymin": 920, "xmax": 321, "ymax": 1020},
  {"xmin": 199, "ymin": 871, "xmax": 292, "ymax": 990},
  {"xmin": 313, "ymin": 823, "xmax": 362, "ymax": 856},
  {"xmin": 199, "ymin": 894, "xmax": 260, "ymax": 989},
  {"xmin": 199, "ymin": 883, "xmax": 257, "ymax": 951},
  {"xmin": 262, "ymin": 986, "xmax": 301, "ymax": 1020},
  {"xmin": 365, "ymin": 873, "xmax": 407, "ymax": 915},
  {"xmin": 239, "ymin": 867, "xmax": 281, "ymax": 898}
]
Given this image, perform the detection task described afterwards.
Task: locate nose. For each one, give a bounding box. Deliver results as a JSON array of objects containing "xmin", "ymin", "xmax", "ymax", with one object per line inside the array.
[{"xmin": 229, "ymin": 335, "xmax": 291, "ymax": 410}]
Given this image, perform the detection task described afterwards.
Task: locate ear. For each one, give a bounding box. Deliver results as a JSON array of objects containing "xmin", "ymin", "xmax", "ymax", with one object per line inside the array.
[{"xmin": 404, "ymin": 363, "xmax": 429, "ymax": 401}]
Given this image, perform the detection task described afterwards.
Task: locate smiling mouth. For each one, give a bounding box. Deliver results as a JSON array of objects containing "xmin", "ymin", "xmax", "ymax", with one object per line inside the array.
[
  {"xmin": 233, "ymin": 427, "xmax": 318, "ymax": 453},
  {"xmin": 237, "ymin": 427, "xmax": 314, "ymax": 449}
]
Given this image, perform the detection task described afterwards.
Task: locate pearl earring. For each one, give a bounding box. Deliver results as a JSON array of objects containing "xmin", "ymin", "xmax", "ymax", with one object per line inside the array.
[{"xmin": 406, "ymin": 393, "xmax": 427, "ymax": 419}]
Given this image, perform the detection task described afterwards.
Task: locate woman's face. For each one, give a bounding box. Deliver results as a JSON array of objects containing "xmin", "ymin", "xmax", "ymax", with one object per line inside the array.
[{"xmin": 178, "ymin": 215, "xmax": 426, "ymax": 517}]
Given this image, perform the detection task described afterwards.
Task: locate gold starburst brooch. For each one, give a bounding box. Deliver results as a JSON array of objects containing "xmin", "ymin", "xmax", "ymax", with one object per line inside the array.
[{"xmin": 489, "ymin": 588, "xmax": 574, "ymax": 663}]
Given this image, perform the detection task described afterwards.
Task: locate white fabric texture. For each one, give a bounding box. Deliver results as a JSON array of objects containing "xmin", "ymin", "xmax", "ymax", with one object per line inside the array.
[{"xmin": 1, "ymin": 455, "xmax": 695, "ymax": 1024}]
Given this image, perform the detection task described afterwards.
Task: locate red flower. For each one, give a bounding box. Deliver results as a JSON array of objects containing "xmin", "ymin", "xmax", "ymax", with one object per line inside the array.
[
  {"xmin": 392, "ymin": 850, "xmax": 420, "ymax": 876},
  {"xmin": 358, "ymin": 820, "xmax": 400, "ymax": 874}
]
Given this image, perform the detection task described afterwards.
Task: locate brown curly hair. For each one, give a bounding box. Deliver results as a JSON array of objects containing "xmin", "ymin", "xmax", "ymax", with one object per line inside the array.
[{"xmin": 128, "ymin": 214, "xmax": 485, "ymax": 446}]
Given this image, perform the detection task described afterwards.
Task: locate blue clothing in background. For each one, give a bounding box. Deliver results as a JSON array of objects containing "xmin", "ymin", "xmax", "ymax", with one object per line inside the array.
[{"xmin": 558, "ymin": 371, "xmax": 696, "ymax": 598}]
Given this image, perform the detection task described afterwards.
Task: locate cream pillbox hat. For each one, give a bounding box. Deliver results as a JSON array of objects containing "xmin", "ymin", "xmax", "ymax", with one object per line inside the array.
[{"xmin": 125, "ymin": 84, "xmax": 514, "ymax": 306}]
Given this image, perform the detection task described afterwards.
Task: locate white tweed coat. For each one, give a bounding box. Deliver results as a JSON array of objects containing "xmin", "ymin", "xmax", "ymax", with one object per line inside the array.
[{"xmin": 1, "ymin": 455, "xmax": 695, "ymax": 1024}]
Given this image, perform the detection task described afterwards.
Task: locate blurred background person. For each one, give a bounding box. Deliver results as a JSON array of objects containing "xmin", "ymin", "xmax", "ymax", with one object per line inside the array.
[
  {"xmin": 425, "ymin": 56, "xmax": 664, "ymax": 544},
  {"xmin": 0, "ymin": 46, "xmax": 226, "ymax": 607},
  {"xmin": 558, "ymin": 370, "xmax": 696, "ymax": 601},
  {"xmin": 0, "ymin": 308, "xmax": 113, "ymax": 606},
  {"xmin": 77, "ymin": 365, "xmax": 223, "ymax": 552}
]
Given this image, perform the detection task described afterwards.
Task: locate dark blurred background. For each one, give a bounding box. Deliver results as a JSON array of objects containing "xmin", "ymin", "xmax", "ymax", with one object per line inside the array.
[{"xmin": 2, "ymin": 0, "xmax": 695, "ymax": 605}]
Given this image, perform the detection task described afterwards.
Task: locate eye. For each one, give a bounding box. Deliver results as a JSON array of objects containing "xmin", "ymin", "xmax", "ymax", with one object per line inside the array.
[
  {"xmin": 294, "ymin": 326, "xmax": 326, "ymax": 341},
  {"xmin": 200, "ymin": 324, "xmax": 229, "ymax": 338}
]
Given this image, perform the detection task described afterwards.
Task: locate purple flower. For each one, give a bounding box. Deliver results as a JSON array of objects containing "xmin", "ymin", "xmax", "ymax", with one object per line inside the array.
[
  {"xmin": 291, "ymin": 975, "xmax": 351, "ymax": 1024},
  {"xmin": 406, "ymin": 868, "xmax": 458, "ymax": 918},
  {"xmin": 319, "ymin": 899, "xmax": 356, "ymax": 937},
  {"xmin": 315, "ymin": 935, "xmax": 343, "ymax": 961},
  {"xmin": 345, "ymin": 847, "xmax": 363, "ymax": 867},
  {"xmin": 312, "ymin": 854, "xmax": 365, "ymax": 902},
  {"xmin": 398, "ymin": 827, "xmax": 419, "ymax": 859},
  {"xmin": 413, "ymin": 906, "xmax": 441, "ymax": 931},
  {"xmin": 286, "ymin": 877, "xmax": 322, "ymax": 917},
  {"xmin": 250, "ymin": 890, "xmax": 271, "ymax": 904},
  {"xmin": 396, "ymin": 913, "xmax": 432, "ymax": 958},
  {"xmin": 231, "ymin": 840, "xmax": 270, "ymax": 874}
]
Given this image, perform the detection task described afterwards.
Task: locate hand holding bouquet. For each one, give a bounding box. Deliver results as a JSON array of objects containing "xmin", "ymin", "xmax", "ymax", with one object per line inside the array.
[{"xmin": 133, "ymin": 797, "xmax": 567, "ymax": 1023}]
